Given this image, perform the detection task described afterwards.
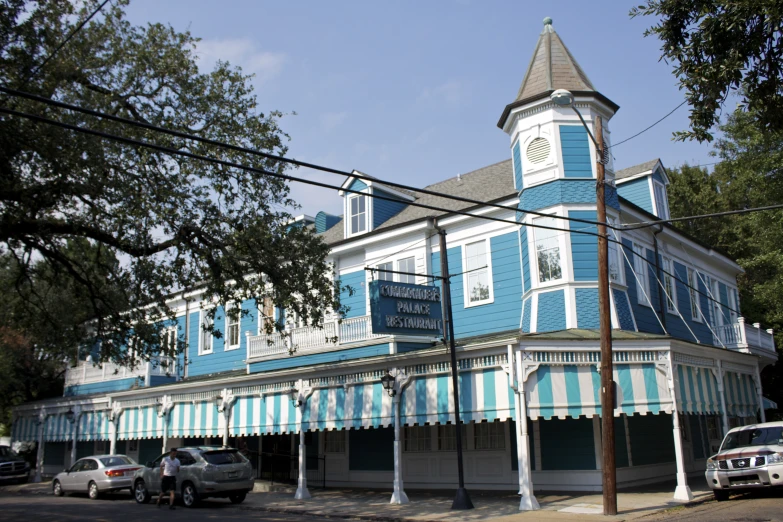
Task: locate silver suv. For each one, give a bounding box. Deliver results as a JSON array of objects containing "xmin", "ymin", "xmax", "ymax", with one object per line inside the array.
[{"xmin": 132, "ymin": 447, "xmax": 254, "ymax": 508}]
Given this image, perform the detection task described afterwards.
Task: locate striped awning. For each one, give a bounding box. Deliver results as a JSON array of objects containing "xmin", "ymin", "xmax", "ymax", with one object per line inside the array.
[
  {"xmin": 526, "ymin": 363, "xmax": 672, "ymax": 420},
  {"xmin": 724, "ymin": 372, "xmax": 758, "ymax": 417},
  {"xmin": 44, "ymin": 412, "xmax": 73, "ymax": 442},
  {"xmin": 401, "ymin": 368, "xmax": 516, "ymax": 426},
  {"xmin": 169, "ymin": 400, "xmax": 225, "ymax": 438},
  {"xmin": 12, "ymin": 415, "xmax": 38, "ymax": 442},
  {"xmin": 303, "ymin": 383, "xmax": 392, "ymax": 431},
  {"xmin": 676, "ymin": 365, "xmax": 722, "ymax": 415},
  {"xmin": 117, "ymin": 405, "xmax": 166, "ymax": 440},
  {"xmin": 763, "ymin": 396, "xmax": 778, "ymax": 410},
  {"xmin": 230, "ymin": 393, "xmax": 297, "ymax": 436},
  {"xmin": 77, "ymin": 410, "xmax": 111, "ymax": 441}
]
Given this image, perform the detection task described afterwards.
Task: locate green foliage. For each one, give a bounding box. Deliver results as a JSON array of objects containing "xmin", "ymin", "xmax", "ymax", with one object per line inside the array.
[
  {"xmin": 667, "ymin": 108, "xmax": 783, "ymax": 413},
  {"xmin": 631, "ymin": 1, "xmax": 783, "ymax": 142},
  {"xmin": 0, "ymin": 1, "xmax": 344, "ymax": 368}
]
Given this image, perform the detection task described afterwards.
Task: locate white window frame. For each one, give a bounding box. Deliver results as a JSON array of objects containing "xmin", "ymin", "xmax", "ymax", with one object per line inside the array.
[
  {"xmin": 226, "ymin": 304, "xmax": 241, "ymax": 351},
  {"xmin": 662, "ymin": 257, "xmax": 676, "ymax": 314},
  {"xmin": 711, "ymin": 279, "xmax": 724, "ymax": 327},
  {"xmin": 462, "ymin": 238, "xmax": 494, "ymax": 307},
  {"xmin": 323, "ymin": 430, "xmax": 346, "ymax": 453},
  {"xmin": 403, "ymin": 425, "xmax": 432, "ymax": 452},
  {"xmin": 437, "ymin": 423, "xmax": 467, "ymax": 451},
  {"xmin": 376, "ymin": 261, "xmax": 393, "ymax": 282},
  {"xmin": 728, "ymin": 287, "xmax": 739, "ymax": 324},
  {"xmin": 161, "ymin": 325, "xmax": 178, "ymax": 354},
  {"xmin": 688, "ymin": 268, "xmax": 702, "ymax": 322},
  {"xmin": 532, "ymin": 216, "xmax": 565, "ymax": 285},
  {"xmin": 653, "ymin": 181, "xmax": 670, "ymax": 220},
  {"xmin": 633, "ymin": 243, "xmax": 651, "ymax": 306},
  {"xmin": 473, "ymin": 420, "xmax": 506, "ymax": 450},
  {"xmin": 347, "ymin": 194, "xmax": 368, "ymax": 237},
  {"xmin": 607, "ymin": 218, "xmax": 624, "ymax": 285},
  {"xmin": 199, "ymin": 310, "xmax": 213, "ymax": 355},
  {"xmin": 397, "ymin": 256, "xmax": 416, "ymax": 284}
]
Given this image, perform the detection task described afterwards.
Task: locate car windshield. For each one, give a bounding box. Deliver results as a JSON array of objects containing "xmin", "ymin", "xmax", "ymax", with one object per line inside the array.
[
  {"xmin": 100, "ymin": 456, "xmax": 134, "ymax": 467},
  {"xmin": 721, "ymin": 427, "xmax": 783, "ymax": 451},
  {"xmin": 0, "ymin": 447, "xmax": 20, "ymax": 459},
  {"xmin": 202, "ymin": 450, "xmax": 246, "ymax": 465}
]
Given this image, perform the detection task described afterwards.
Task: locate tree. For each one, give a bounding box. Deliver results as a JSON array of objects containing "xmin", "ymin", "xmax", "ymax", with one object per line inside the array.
[
  {"xmin": 0, "ymin": 0, "xmax": 343, "ymax": 367},
  {"xmin": 667, "ymin": 109, "xmax": 783, "ymax": 418},
  {"xmin": 631, "ymin": 1, "xmax": 783, "ymax": 142}
]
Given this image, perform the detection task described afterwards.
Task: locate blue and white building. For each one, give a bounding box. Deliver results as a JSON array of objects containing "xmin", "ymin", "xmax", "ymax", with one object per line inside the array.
[{"xmin": 11, "ymin": 19, "xmax": 777, "ymax": 508}]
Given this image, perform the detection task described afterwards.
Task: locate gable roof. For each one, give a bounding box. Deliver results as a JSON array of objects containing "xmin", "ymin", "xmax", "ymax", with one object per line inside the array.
[
  {"xmin": 615, "ymin": 159, "xmax": 669, "ymax": 184},
  {"xmin": 320, "ymin": 159, "xmax": 515, "ymax": 245}
]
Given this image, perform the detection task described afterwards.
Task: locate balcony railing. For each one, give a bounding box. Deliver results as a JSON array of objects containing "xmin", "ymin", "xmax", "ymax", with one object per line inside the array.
[
  {"xmin": 64, "ymin": 356, "xmax": 177, "ymax": 387},
  {"xmin": 247, "ymin": 315, "xmax": 386, "ymax": 360},
  {"xmin": 714, "ymin": 317, "xmax": 776, "ymax": 355}
]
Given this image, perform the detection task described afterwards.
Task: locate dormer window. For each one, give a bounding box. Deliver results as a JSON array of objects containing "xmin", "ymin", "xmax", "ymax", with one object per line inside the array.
[
  {"xmin": 349, "ymin": 194, "xmax": 367, "ymax": 235},
  {"xmin": 653, "ymin": 182, "xmax": 669, "ymax": 219}
]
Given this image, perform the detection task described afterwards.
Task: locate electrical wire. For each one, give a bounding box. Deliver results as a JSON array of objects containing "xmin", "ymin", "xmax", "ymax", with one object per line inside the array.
[
  {"xmin": 0, "ymin": 86, "xmax": 615, "ymax": 232},
  {"xmin": 609, "ymin": 100, "xmax": 688, "ymax": 149},
  {"xmin": 621, "ymin": 203, "xmax": 783, "ymax": 230}
]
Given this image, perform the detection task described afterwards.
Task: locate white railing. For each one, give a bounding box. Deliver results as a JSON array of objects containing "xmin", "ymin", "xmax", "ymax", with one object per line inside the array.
[
  {"xmin": 64, "ymin": 356, "xmax": 177, "ymax": 387},
  {"xmin": 247, "ymin": 315, "xmax": 385, "ymax": 360},
  {"xmin": 714, "ymin": 317, "xmax": 776, "ymax": 354}
]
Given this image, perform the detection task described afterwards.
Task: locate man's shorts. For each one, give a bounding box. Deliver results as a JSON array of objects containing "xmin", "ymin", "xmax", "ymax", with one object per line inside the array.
[{"xmin": 161, "ymin": 476, "xmax": 177, "ymax": 493}]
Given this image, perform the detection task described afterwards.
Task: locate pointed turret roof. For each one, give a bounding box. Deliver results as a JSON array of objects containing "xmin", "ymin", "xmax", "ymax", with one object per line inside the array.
[{"xmin": 497, "ymin": 18, "xmax": 619, "ymax": 129}]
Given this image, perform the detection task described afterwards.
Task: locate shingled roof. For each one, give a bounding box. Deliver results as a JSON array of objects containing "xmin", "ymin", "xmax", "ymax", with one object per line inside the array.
[
  {"xmin": 320, "ymin": 159, "xmax": 515, "ymax": 245},
  {"xmin": 615, "ymin": 159, "xmax": 661, "ymax": 181}
]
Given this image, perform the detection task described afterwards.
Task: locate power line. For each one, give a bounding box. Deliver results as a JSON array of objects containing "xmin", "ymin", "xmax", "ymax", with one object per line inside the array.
[
  {"xmin": 20, "ymin": 0, "xmax": 113, "ymax": 86},
  {"xmin": 0, "ymin": 86, "xmax": 615, "ymax": 232},
  {"xmin": 0, "ymin": 105, "xmax": 609, "ymax": 243},
  {"xmin": 609, "ymin": 100, "xmax": 688, "ymax": 149},
  {"xmin": 621, "ymin": 203, "xmax": 783, "ymax": 230}
]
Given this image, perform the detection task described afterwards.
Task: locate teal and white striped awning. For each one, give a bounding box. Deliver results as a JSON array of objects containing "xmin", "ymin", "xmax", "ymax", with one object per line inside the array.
[
  {"xmin": 303, "ymin": 383, "xmax": 392, "ymax": 431},
  {"xmin": 763, "ymin": 396, "xmax": 778, "ymax": 410},
  {"xmin": 230, "ymin": 393, "xmax": 297, "ymax": 436},
  {"xmin": 168, "ymin": 400, "xmax": 225, "ymax": 439},
  {"xmin": 44, "ymin": 412, "xmax": 72, "ymax": 442},
  {"xmin": 724, "ymin": 371, "xmax": 758, "ymax": 418},
  {"xmin": 118, "ymin": 405, "xmax": 165, "ymax": 440},
  {"xmin": 77, "ymin": 410, "xmax": 111, "ymax": 441},
  {"xmin": 526, "ymin": 363, "xmax": 672, "ymax": 419},
  {"xmin": 11, "ymin": 415, "xmax": 38, "ymax": 442},
  {"xmin": 676, "ymin": 365, "xmax": 722, "ymax": 415},
  {"xmin": 401, "ymin": 368, "xmax": 515, "ymax": 425}
]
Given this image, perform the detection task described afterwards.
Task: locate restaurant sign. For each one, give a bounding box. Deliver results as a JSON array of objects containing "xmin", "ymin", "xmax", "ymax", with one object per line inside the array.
[{"xmin": 369, "ymin": 281, "xmax": 443, "ymax": 336}]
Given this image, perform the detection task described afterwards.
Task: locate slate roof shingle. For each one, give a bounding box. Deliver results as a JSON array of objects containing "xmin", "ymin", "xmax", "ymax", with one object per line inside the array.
[{"xmin": 615, "ymin": 159, "xmax": 661, "ymax": 181}]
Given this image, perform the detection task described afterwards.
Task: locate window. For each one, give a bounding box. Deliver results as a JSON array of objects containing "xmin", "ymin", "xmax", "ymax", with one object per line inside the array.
[
  {"xmin": 711, "ymin": 279, "xmax": 723, "ymax": 326},
  {"xmin": 607, "ymin": 220, "xmax": 622, "ymax": 283},
  {"xmin": 100, "ymin": 456, "xmax": 133, "ymax": 467},
  {"xmin": 377, "ymin": 261, "xmax": 393, "ymax": 282},
  {"xmin": 706, "ymin": 417, "xmax": 721, "ymax": 441},
  {"xmin": 633, "ymin": 243, "xmax": 651, "ymax": 305},
  {"xmin": 662, "ymin": 258, "xmax": 676, "ymax": 313},
  {"xmin": 464, "ymin": 240, "xmax": 492, "ymax": 305},
  {"xmin": 728, "ymin": 288, "xmax": 739, "ymax": 324},
  {"xmin": 177, "ymin": 452, "xmax": 198, "ymax": 466},
  {"xmin": 324, "ymin": 430, "xmax": 346, "ymax": 453},
  {"xmin": 349, "ymin": 195, "xmax": 366, "ymax": 235},
  {"xmin": 653, "ymin": 182, "xmax": 670, "ymax": 219},
  {"xmin": 162, "ymin": 326, "xmax": 178, "ymax": 354},
  {"xmin": 199, "ymin": 311, "xmax": 213, "ymax": 355},
  {"xmin": 403, "ymin": 425, "xmax": 431, "ymax": 452},
  {"xmin": 688, "ymin": 268, "xmax": 702, "ymax": 322},
  {"xmin": 437, "ymin": 424, "xmax": 467, "ymax": 451},
  {"xmin": 260, "ymin": 297, "xmax": 274, "ymax": 333},
  {"xmin": 474, "ymin": 421, "xmax": 505, "ymax": 450},
  {"xmin": 227, "ymin": 305, "xmax": 241, "ymax": 350},
  {"xmin": 202, "ymin": 449, "xmax": 246, "ymax": 465},
  {"xmin": 397, "ymin": 257, "xmax": 415, "ymax": 284},
  {"xmin": 533, "ymin": 217, "xmax": 562, "ymax": 283}
]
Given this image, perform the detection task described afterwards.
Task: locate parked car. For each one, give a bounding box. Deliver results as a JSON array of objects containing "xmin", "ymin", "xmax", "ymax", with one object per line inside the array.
[
  {"xmin": 52, "ymin": 455, "xmax": 141, "ymax": 499},
  {"xmin": 132, "ymin": 447, "xmax": 254, "ymax": 508},
  {"xmin": 0, "ymin": 445, "xmax": 30, "ymax": 484},
  {"xmin": 706, "ymin": 421, "xmax": 783, "ymax": 500}
]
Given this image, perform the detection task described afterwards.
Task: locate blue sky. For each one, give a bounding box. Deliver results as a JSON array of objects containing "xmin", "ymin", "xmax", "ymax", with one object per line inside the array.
[{"xmin": 126, "ymin": 1, "xmax": 720, "ymax": 216}]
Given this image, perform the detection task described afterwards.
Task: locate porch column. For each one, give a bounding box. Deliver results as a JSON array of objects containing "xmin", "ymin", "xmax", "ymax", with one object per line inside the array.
[
  {"xmin": 667, "ymin": 360, "xmax": 693, "ymax": 502},
  {"xmin": 294, "ymin": 379, "xmax": 311, "ymax": 500},
  {"xmin": 218, "ymin": 388, "xmax": 235, "ymax": 447},
  {"xmin": 159, "ymin": 395, "xmax": 173, "ymax": 454},
  {"xmin": 753, "ymin": 366, "xmax": 766, "ymax": 423},
  {"xmin": 109, "ymin": 402, "xmax": 122, "ymax": 455},
  {"xmin": 515, "ymin": 353, "xmax": 540, "ymax": 511},
  {"xmin": 33, "ymin": 409, "xmax": 46, "ymax": 483},
  {"xmin": 390, "ymin": 369, "xmax": 410, "ymax": 505},
  {"xmin": 69, "ymin": 407, "xmax": 82, "ymax": 466},
  {"xmin": 714, "ymin": 361, "xmax": 730, "ymax": 436}
]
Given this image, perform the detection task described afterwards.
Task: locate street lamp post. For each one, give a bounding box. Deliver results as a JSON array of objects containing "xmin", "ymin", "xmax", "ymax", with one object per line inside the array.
[
  {"xmin": 550, "ymin": 89, "xmax": 616, "ymax": 515},
  {"xmin": 382, "ymin": 370, "xmax": 410, "ymax": 505}
]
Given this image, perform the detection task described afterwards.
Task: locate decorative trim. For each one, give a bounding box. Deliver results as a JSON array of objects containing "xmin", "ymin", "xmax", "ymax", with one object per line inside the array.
[{"xmin": 673, "ymin": 353, "xmax": 715, "ymax": 368}]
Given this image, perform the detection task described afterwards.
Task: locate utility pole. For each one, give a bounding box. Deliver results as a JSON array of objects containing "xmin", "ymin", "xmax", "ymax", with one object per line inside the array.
[
  {"xmin": 437, "ymin": 227, "xmax": 473, "ymax": 510},
  {"xmin": 595, "ymin": 116, "xmax": 617, "ymax": 516}
]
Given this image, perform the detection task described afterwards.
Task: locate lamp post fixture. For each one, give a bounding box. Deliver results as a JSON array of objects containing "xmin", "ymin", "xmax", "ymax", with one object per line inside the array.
[
  {"xmin": 291, "ymin": 383, "xmax": 310, "ymax": 500},
  {"xmin": 290, "ymin": 388, "xmax": 302, "ymax": 407},
  {"xmin": 65, "ymin": 409, "xmax": 75, "ymax": 424},
  {"xmin": 550, "ymin": 88, "xmax": 616, "ymax": 515},
  {"xmin": 383, "ymin": 369, "xmax": 410, "ymax": 505},
  {"xmin": 381, "ymin": 371, "xmax": 396, "ymax": 397}
]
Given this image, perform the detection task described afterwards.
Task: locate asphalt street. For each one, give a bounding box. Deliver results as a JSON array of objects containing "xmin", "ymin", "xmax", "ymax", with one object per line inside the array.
[
  {"xmin": 645, "ymin": 490, "xmax": 783, "ymax": 522},
  {"xmin": 0, "ymin": 492, "xmax": 325, "ymax": 522}
]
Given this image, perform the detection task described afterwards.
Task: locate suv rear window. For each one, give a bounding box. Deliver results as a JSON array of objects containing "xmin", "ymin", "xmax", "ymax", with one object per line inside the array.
[
  {"xmin": 100, "ymin": 456, "xmax": 134, "ymax": 467},
  {"xmin": 722, "ymin": 427, "xmax": 783, "ymax": 451},
  {"xmin": 202, "ymin": 450, "xmax": 246, "ymax": 465}
]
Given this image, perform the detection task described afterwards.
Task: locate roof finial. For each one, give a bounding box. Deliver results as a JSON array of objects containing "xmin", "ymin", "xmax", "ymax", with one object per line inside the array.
[{"xmin": 543, "ymin": 17, "xmax": 553, "ymax": 26}]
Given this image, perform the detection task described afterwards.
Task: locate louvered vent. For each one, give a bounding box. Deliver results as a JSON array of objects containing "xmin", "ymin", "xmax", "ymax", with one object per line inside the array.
[{"xmin": 526, "ymin": 138, "xmax": 550, "ymax": 164}]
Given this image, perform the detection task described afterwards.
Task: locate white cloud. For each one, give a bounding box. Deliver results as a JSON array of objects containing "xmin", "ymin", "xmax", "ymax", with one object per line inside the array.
[
  {"xmin": 320, "ymin": 112, "xmax": 348, "ymax": 131},
  {"xmin": 195, "ymin": 39, "xmax": 287, "ymax": 83}
]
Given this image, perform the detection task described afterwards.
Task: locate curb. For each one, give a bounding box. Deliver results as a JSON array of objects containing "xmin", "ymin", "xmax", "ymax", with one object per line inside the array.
[{"xmin": 236, "ymin": 503, "xmax": 443, "ymax": 522}]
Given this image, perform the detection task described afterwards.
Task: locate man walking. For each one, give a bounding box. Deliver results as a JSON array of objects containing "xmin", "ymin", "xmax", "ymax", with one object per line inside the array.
[{"xmin": 157, "ymin": 447, "xmax": 180, "ymax": 509}]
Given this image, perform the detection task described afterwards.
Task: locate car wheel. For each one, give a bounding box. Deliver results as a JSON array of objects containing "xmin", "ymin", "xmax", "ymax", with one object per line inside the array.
[
  {"xmin": 181, "ymin": 482, "xmax": 199, "ymax": 508},
  {"xmin": 52, "ymin": 480, "xmax": 64, "ymax": 497},
  {"xmin": 88, "ymin": 481, "xmax": 100, "ymax": 500},
  {"xmin": 713, "ymin": 489, "xmax": 730, "ymax": 502},
  {"xmin": 229, "ymin": 492, "xmax": 246, "ymax": 504},
  {"xmin": 134, "ymin": 480, "xmax": 151, "ymax": 504}
]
